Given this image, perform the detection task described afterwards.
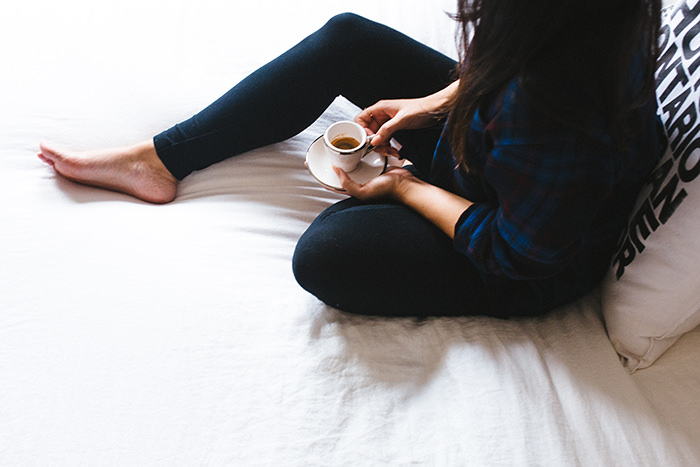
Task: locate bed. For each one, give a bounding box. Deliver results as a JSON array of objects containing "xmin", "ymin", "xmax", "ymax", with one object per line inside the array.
[{"xmin": 2, "ymin": 0, "xmax": 699, "ymax": 465}]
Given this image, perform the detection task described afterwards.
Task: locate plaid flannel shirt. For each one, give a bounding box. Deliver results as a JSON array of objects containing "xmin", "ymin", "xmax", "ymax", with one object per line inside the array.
[{"xmin": 428, "ymin": 78, "xmax": 664, "ymax": 316}]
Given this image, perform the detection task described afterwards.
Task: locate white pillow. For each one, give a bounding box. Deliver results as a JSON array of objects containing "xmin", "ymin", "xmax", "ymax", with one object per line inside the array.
[{"xmin": 601, "ymin": 0, "xmax": 700, "ymax": 372}]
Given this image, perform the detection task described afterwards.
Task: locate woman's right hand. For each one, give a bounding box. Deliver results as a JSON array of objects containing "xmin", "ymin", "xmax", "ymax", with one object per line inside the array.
[{"xmin": 355, "ymin": 80, "xmax": 459, "ymax": 153}]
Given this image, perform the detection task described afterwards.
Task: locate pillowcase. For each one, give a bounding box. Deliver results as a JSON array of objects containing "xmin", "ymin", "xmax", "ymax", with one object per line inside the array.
[{"xmin": 601, "ymin": 0, "xmax": 700, "ymax": 372}]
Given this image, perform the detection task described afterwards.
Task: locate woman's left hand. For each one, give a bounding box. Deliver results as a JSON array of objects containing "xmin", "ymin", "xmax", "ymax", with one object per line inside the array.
[
  {"xmin": 332, "ymin": 165, "xmax": 474, "ymax": 240},
  {"xmin": 332, "ymin": 166, "xmax": 414, "ymax": 202}
]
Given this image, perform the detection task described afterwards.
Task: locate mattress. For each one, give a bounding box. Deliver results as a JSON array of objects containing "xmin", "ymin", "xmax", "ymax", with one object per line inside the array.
[{"xmin": 1, "ymin": 0, "xmax": 699, "ymax": 465}]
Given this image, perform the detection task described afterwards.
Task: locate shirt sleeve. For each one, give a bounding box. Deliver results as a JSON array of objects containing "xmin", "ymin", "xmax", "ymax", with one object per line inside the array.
[{"xmin": 452, "ymin": 84, "xmax": 618, "ymax": 280}]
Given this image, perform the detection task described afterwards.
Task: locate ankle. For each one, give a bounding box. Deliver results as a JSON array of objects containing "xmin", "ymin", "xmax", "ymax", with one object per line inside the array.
[
  {"xmin": 128, "ymin": 140, "xmax": 157, "ymax": 160},
  {"xmin": 131, "ymin": 141, "xmax": 176, "ymax": 181}
]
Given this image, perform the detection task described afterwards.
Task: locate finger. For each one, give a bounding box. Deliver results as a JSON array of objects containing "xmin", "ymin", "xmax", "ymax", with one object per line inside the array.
[
  {"xmin": 355, "ymin": 107, "xmax": 380, "ymax": 134},
  {"xmin": 369, "ymin": 142, "xmax": 400, "ymax": 158},
  {"xmin": 371, "ymin": 119, "xmax": 400, "ymax": 147},
  {"xmin": 355, "ymin": 107, "xmax": 373, "ymax": 125},
  {"xmin": 332, "ymin": 166, "xmax": 362, "ymax": 195}
]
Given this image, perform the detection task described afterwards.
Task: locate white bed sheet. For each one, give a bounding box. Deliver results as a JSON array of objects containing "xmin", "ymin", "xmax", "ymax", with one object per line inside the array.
[{"xmin": 1, "ymin": 1, "xmax": 699, "ymax": 465}]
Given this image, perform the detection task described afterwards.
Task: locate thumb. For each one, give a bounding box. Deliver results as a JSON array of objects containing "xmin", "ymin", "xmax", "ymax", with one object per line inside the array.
[
  {"xmin": 333, "ymin": 166, "xmax": 361, "ymax": 194},
  {"xmin": 372, "ymin": 120, "xmax": 400, "ymax": 147}
]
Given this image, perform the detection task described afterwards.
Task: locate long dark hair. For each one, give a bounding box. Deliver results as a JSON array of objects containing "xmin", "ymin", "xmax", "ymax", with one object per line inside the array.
[{"xmin": 446, "ymin": 0, "xmax": 662, "ymax": 171}]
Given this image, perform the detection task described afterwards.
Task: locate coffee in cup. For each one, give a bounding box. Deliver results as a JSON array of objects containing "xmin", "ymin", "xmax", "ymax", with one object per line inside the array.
[
  {"xmin": 331, "ymin": 136, "xmax": 361, "ymax": 150},
  {"xmin": 323, "ymin": 120, "xmax": 375, "ymax": 172}
]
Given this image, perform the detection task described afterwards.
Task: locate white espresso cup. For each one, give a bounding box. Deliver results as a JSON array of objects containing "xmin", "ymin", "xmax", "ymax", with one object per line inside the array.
[{"xmin": 323, "ymin": 120, "xmax": 375, "ymax": 172}]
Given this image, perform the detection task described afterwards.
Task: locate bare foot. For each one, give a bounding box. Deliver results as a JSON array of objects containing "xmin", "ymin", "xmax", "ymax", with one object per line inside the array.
[{"xmin": 37, "ymin": 141, "xmax": 178, "ymax": 204}]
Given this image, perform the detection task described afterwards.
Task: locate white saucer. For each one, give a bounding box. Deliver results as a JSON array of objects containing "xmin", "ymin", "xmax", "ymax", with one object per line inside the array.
[{"xmin": 305, "ymin": 136, "xmax": 387, "ymax": 191}]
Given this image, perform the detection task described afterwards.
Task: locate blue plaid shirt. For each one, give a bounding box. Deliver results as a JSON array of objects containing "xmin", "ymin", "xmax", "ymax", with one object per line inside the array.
[{"xmin": 428, "ymin": 79, "xmax": 664, "ymax": 316}]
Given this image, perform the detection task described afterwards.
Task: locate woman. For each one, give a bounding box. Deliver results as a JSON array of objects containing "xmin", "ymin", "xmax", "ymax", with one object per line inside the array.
[{"xmin": 38, "ymin": 1, "xmax": 665, "ymax": 318}]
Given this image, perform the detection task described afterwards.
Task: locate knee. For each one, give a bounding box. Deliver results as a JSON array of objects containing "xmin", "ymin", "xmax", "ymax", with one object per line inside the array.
[
  {"xmin": 292, "ymin": 205, "xmax": 366, "ymax": 310},
  {"xmin": 291, "ymin": 232, "xmax": 312, "ymax": 293},
  {"xmin": 321, "ymin": 12, "xmax": 373, "ymax": 41},
  {"xmin": 292, "ymin": 224, "xmax": 335, "ymax": 300},
  {"xmin": 293, "ymin": 227, "xmax": 376, "ymax": 315},
  {"xmin": 324, "ymin": 12, "xmax": 370, "ymax": 30},
  {"xmin": 292, "ymin": 199, "xmax": 357, "ymax": 296}
]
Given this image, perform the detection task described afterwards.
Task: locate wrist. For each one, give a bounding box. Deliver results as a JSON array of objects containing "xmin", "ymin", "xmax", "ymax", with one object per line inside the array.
[
  {"xmin": 428, "ymin": 80, "xmax": 459, "ymax": 113},
  {"xmin": 392, "ymin": 172, "xmax": 473, "ymax": 239},
  {"xmin": 394, "ymin": 173, "xmax": 424, "ymax": 204}
]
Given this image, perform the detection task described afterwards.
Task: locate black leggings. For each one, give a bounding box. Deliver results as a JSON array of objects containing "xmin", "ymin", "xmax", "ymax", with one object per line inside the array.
[{"xmin": 154, "ymin": 13, "xmax": 491, "ymax": 317}]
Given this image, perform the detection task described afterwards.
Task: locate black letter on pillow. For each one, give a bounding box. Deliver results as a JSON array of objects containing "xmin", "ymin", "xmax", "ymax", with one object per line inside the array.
[
  {"xmin": 663, "ymin": 87, "xmax": 691, "ymax": 125},
  {"xmin": 628, "ymin": 200, "xmax": 660, "ymax": 252},
  {"xmin": 652, "ymin": 173, "xmax": 687, "ymax": 224},
  {"xmin": 673, "ymin": 0, "xmax": 700, "ymax": 37},
  {"xmin": 683, "ymin": 21, "xmax": 700, "ymax": 60},
  {"xmin": 659, "ymin": 23, "xmax": 672, "ymax": 56},
  {"xmin": 648, "ymin": 158, "xmax": 674, "ymax": 199},
  {"xmin": 656, "ymin": 43, "xmax": 681, "ymax": 86},
  {"xmin": 614, "ymin": 238, "xmax": 636, "ymax": 279},
  {"xmin": 678, "ymin": 140, "xmax": 700, "ymax": 182}
]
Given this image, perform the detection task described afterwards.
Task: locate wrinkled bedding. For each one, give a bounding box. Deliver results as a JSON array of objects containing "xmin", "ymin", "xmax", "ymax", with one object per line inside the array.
[{"xmin": 1, "ymin": 1, "xmax": 699, "ymax": 465}]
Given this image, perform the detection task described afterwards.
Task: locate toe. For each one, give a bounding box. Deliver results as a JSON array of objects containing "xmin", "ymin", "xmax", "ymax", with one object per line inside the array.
[
  {"xmin": 38, "ymin": 142, "xmax": 63, "ymax": 160},
  {"xmin": 37, "ymin": 151, "xmax": 55, "ymax": 166}
]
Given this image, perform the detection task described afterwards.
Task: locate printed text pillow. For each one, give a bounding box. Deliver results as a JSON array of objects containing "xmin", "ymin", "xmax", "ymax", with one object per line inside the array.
[{"xmin": 601, "ymin": 0, "xmax": 700, "ymax": 372}]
